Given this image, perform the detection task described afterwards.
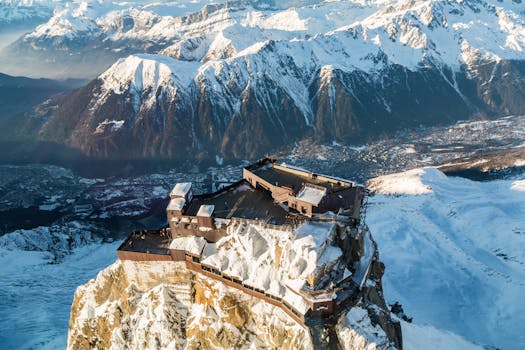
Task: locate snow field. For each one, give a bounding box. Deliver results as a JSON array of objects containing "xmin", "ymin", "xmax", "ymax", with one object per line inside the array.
[{"xmin": 367, "ymin": 167, "xmax": 525, "ymax": 349}]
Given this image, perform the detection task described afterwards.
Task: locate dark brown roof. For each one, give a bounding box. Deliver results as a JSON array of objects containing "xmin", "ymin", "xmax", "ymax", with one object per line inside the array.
[
  {"xmin": 251, "ymin": 165, "xmax": 348, "ymax": 195},
  {"xmin": 185, "ymin": 180, "xmax": 300, "ymax": 225},
  {"xmin": 118, "ymin": 230, "xmax": 170, "ymax": 254}
]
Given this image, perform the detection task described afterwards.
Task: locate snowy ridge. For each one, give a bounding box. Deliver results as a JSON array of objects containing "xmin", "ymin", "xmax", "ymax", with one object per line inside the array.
[
  {"xmin": 98, "ymin": 54, "xmax": 201, "ymax": 113},
  {"xmin": 100, "ymin": 54, "xmax": 200, "ymax": 92},
  {"xmin": 367, "ymin": 167, "xmax": 440, "ymax": 195},
  {"xmin": 16, "ymin": 0, "xmax": 525, "ymax": 70},
  {"xmin": 70, "ymin": 0, "xmax": 525, "ymax": 133},
  {"xmin": 367, "ymin": 168, "xmax": 525, "ymax": 349}
]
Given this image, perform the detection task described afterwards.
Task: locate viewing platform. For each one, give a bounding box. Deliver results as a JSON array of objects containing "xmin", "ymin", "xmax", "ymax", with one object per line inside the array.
[{"xmin": 117, "ymin": 158, "xmax": 368, "ymax": 326}]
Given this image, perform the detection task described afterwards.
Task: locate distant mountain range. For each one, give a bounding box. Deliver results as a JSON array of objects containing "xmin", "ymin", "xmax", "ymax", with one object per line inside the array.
[
  {"xmin": 0, "ymin": 0, "xmax": 55, "ymax": 27},
  {"xmin": 5, "ymin": 0, "xmax": 525, "ymax": 160}
]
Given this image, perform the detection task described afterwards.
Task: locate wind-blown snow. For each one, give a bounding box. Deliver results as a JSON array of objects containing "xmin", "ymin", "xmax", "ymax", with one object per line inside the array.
[
  {"xmin": 196, "ymin": 221, "xmax": 341, "ymax": 313},
  {"xmin": 367, "ymin": 167, "xmax": 440, "ymax": 195},
  {"xmin": 402, "ymin": 321, "xmax": 482, "ymax": 350},
  {"xmin": 0, "ymin": 241, "xmax": 119, "ymax": 350},
  {"xmin": 367, "ymin": 168, "xmax": 525, "ymax": 349}
]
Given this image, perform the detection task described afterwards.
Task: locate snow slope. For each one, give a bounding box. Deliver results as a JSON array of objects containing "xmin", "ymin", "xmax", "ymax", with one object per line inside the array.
[
  {"xmin": 367, "ymin": 168, "xmax": 525, "ymax": 349},
  {"xmin": 401, "ymin": 321, "xmax": 482, "ymax": 350},
  {"xmin": 0, "ymin": 241, "xmax": 120, "ymax": 350}
]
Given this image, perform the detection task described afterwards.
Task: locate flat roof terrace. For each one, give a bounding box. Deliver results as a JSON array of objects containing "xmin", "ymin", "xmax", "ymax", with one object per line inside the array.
[
  {"xmin": 118, "ymin": 230, "xmax": 171, "ymax": 255},
  {"xmin": 252, "ymin": 165, "xmax": 349, "ymax": 195},
  {"xmin": 185, "ymin": 180, "xmax": 300, "ymax": 225}
]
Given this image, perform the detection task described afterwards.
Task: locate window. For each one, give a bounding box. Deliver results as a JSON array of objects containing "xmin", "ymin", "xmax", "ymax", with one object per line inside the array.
[
  {"xmin": 192, "ymin": 256, "xmax": 200, "ymax": 263},
  {"xmin": 301, "ymin": 206, "xmax": 307, "ymax": 214}
]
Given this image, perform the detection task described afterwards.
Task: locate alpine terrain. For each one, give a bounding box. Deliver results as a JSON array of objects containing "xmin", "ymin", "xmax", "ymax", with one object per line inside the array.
[
  {"xmin": 0, "ymin": 1, "xmax": 524, "ymax": 350},
  {"xmin": 15, "ymin": 0, "xmax": 525, "ymax": 160}
]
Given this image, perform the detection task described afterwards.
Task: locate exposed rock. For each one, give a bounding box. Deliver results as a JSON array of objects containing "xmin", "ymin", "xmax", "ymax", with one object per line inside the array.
[{"xmin": 68, "ymin": 260, "xmax": 312, "ymax": 349}]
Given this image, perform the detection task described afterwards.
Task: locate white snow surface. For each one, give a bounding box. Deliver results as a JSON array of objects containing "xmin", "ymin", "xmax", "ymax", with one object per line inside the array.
[
  {"xmin": 167, "ymin": 197, "xmax": 185, "ymax": 211},
  {"xmin": 169, "ymin": 236, "xmax": 206, "ymax": 256},
  {"xmin": 0, "ymin": 241, "xmax": 120, "ymax": 349},
  {"xmin": 196, "ymin": 204, "xmax": 214, "ymax": 217},
  {"xmin": 200, "ymin": 221, "xmax": 340, "ymax": 313},
  {"xmin": 367, "ymin": 168, "xmax": 525, "ymax": 349},
  {"xmin": 170, "ymin": 182, "xmax": 192, "ymax": 197},
  {"xmin": 402, "ymin": 321, "xmax": 483, "ymax": 350},
  {"xmin": 297, "ymin": 185, "xmax": 326, "ymax": 206},
  {"xmin": 367, "ymin": 167, "xmax": 439, "ymax": 195}
]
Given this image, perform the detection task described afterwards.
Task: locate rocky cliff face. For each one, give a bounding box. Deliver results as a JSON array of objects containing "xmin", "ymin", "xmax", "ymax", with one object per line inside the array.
[
  {"xmin": 69, "ymin": 260, "xmax": 312, "ymax": 349},
  {"xmin": 69, "ymin": 260, "xmax": 400, "ymax": 349},
  {"xmin": 68, "ymin": 222, "xmax": 401, "ymax": 349}
]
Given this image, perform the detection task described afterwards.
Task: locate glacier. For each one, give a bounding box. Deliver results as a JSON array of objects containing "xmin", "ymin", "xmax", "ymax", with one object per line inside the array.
[{"xmin": 367, "ymin": 167, "xmax": 525, "ymax": 349}]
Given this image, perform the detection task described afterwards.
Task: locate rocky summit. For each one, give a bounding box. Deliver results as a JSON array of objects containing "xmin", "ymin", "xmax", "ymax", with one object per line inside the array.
[{"xmin": 68, "ymin": 159, "xmax": 402, "ymax": 349}]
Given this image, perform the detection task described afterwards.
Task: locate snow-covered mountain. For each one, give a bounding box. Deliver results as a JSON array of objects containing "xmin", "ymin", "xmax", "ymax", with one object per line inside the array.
[
  {"xmin": 18, "ymin": 0, "xmax": 525, "ymax": 160},
  {"xmin": 67, "ymin": 216, "xmax": 402, "ymax": 349},
  {"xmin": 367, "ymin": 167, "xmax": 525, "ymax": 349},
  {"xmin": 0, "ymin": 0, "xmax": 245, "ymax": 77},
  {"xmin": 6, "ymin": 0, "xmax": 525, "ymax": 76},
  {"xmin": 0, "ymin": 0, "xmax": 58, "ymax": 27}
]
